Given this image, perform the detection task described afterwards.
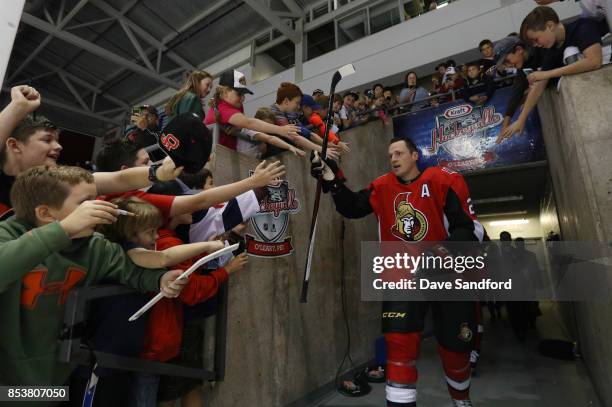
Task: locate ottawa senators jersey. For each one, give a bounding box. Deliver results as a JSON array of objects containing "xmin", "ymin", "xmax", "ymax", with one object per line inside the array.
[{"xmin": 367, "ymin": 167, "xmax": 483, "ymax": 242}]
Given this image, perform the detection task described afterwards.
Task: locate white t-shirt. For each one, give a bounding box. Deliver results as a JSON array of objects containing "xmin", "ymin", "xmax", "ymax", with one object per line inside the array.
[
  {"xmin": 236, "ymin": 128, "xmax": 261, "ymax": 158},
  {"xmin": 339, "ymin": 105, "xmax": 353, "ymax": 120}
]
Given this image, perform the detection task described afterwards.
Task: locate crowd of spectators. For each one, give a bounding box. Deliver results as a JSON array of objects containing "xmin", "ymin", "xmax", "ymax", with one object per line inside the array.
[{"xmin": 0, "ymin": 1, "xmax": 609, "ymax": 406}]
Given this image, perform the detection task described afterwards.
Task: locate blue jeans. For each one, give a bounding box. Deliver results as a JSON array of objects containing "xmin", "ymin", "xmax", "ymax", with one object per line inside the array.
[{"xmin": 131, "ymin": 372, "xmax": 160, "ymax": 407}]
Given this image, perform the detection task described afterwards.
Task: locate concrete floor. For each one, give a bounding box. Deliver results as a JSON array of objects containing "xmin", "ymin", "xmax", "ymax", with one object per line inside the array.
[{"xmin": 314, "ymin": 302, "xmax": 601, "ymax": 407}]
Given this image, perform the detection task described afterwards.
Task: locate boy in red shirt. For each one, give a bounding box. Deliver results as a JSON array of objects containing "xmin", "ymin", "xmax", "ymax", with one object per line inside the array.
[{"xmin": 301, "ymin": 95, "xmax": 350, "ymax": 154}]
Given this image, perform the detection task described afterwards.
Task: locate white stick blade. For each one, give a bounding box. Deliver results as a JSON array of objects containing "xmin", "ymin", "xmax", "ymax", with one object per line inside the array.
[
  {"xmin": 128, "ymin": 243, "xmax": 240, "ymax": 321},
  {"xmin": 338, "ymin": 64, "xmax": 356, "ymax": 78}
]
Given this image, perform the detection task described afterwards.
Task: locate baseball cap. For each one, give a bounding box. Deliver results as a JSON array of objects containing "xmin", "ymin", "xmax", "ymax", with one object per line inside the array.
[
  {"xmin": 494, "ymin": 36, "xmax": 523, "ymax": 70},
  {"xmin": 301, "ymin": 94, "xmax": 321, "ymax": 110},
  {"xmin": 312, "ymin": 89, "xmax": 324, "ymax": 96},
  {"xmin": 219, "ymin": 69, "xmax": 253, "ymax": 95},
  {"xmin": 157, "ymin": 113, "xmax": 213, "ymax": 173}
]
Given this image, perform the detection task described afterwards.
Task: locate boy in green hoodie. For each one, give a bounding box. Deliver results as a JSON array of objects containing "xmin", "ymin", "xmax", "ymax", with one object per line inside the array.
[{"xmin": 0, "ymin": 165, "xmax": 187, "ymax": 388}]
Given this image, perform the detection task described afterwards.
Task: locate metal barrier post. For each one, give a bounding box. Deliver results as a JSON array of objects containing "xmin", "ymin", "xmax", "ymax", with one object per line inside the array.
[{"xmin": 59, "ymin": 285, "xmax": 225, "ymax": 380}]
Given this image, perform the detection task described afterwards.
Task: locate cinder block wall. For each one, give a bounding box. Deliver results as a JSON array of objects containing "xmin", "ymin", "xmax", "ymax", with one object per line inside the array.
[
  {"xmin": 205, "ymin": 120, "xmax": 393, "ymax": 406},
  {"xmin": 537, "ymin": 66, "xmax": 612, "ymax": 406}
]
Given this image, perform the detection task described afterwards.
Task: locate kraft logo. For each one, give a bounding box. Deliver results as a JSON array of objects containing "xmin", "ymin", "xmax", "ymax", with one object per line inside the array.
[
  {"xmin": 160, "ymin": 133, "xmax": 180, "ymax": 151},
  {"xmin": 444, "ymin": 104, "xmax": 472, "ymax": 119},
  {"xmin": 383, "ymin": 312, "xmax": 407, "ymax": 318}
]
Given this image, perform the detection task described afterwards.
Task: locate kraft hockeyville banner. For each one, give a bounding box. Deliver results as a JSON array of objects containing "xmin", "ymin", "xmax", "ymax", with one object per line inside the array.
[
  {"xmin": 360, "ymin": 241, "xmax": 612, "ymax": 301},
  {"xmin": 393, "ymin": 86, "xmax": 546, "ymax": 172}
]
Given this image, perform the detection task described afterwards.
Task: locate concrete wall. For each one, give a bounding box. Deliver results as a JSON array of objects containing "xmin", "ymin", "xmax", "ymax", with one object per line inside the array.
[
  {"xmin": 537, "ymin": 65, "xmax": 612, "ymax": 406},
  {"xmin": 540, "ymin": 180, "xmax": 561, "ymax": 238},
  {"xmin": 204, "ymin": 120, "xmax": 393, "ymax": 406}
]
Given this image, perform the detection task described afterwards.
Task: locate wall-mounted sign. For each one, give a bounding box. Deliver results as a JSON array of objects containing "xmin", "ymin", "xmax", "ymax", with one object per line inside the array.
[
  {"xmin": 393, "ymin": 87, "xmax": 545, "ymax": 172},
  {"xmin": 246, "ymin": 178, "xmax": 300, "ymax": 257}
]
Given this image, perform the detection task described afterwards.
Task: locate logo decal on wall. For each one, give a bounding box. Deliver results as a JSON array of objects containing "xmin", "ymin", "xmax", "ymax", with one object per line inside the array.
[
  {"xmin": 428, "ymin": 104, "xmax": 502, "ymax": 171},
  {"xmin": 393, "ymin": 87, "xmax": 546, "ymax": 172},
  {"xmin": 246, "ymin": 176, "xmax": 300, "ymax": 257}
]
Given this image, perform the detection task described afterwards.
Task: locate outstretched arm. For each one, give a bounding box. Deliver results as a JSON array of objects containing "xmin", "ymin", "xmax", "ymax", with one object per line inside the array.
[
  {"xmin": 497, "ymin": 79, "xmax": 547, "ymax": 143},
  {"xmin": 331, "ymin": 184, "xmax": 374, "ymax": 219},
  {"xmin": 127, "ymin": 240, "xmax": 224, "ymax": 269},
  {"xmin": 94, "ymin": 157, "xmax": 182, "ymax": 195},
  {"xmin": 254, "ymin": 133, "xmax": 305, "ymax": 156},
  {"xmin": 228, "ymin": 112, "xmax": 300, "ymax": 138},
  {"xmin": 311, "ymin": 152, "xmax": 373, "ymax": 219},
  {"xmin": 528, "ymin": 43, "xmax": 603, "ymax": 82},
  {"xmin": 169, "ymin": 160, "xmax": 285, "ymax": 217}
]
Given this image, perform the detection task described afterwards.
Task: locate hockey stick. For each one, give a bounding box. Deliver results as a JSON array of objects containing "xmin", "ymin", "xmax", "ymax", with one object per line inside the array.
[
  {"xmin": 129, "ymin": 243, "xmax": 239, "ymax": 321},
  {"xmin": 300, "ymin": 64, "xmax": 356, "ymax": 303}
]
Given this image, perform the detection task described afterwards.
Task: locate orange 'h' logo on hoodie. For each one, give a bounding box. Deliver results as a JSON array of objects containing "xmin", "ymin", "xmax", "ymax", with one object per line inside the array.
[{"xmin": 21, "ymin": 268, "xmax": 86, "ymax": 309}]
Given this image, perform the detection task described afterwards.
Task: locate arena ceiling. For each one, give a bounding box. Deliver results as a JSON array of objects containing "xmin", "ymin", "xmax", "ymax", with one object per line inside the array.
[
  {"xmin": 466, "ymin": 162, "xmax": 550, "ymax": 225},
  {"xmin": 3, "ymin": 0, "xmax": 322, "ymax": 136}
]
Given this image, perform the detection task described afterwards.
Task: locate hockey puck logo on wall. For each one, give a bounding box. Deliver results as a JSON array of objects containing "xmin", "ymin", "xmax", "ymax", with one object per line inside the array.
[{"xmin": 246, "ymin": 175, "xmax": 300, "ymax": 257}]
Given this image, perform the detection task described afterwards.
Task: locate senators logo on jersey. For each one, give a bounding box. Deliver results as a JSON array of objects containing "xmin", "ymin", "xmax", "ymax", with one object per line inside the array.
[{"xmin": 391, "ymin": 192, "xmax": 428, "ymax": 241}]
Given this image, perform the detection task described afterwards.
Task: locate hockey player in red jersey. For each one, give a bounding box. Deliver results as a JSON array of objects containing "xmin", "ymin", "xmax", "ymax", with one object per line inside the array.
[{"xmin": 311, "ymin": 136, "xmax": 484, "ymax": 407}]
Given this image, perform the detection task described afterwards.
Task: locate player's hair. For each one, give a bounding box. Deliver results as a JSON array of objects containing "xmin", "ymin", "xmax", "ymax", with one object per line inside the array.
[
  {"xmin": 95, "ymin": 140, "xmax": 141, "ymax": 172},
  {"xmin": 520, "ymin": 6, "xmax": 560, "ymax": 39},
  {"xmin": 98, "ymin": 196, "xmax": 162, "ymax": 244},
  {"xmin": 11, "ymin": 165, "xmax": 94, "ymax": 225},
  {"xmin": 1, "ymin": 115, "xmax": 58, "ymax": 164},
  {"xmin": 276, "ymin": 82, "xmax": 303, "ymax": 105},
  {"xmin": 389, "ymin": 137, "xmax": 418, "ymax": 153},
  {"xmin": 478, "ymin": 39, "xmax": 493, "ymax": 50}
]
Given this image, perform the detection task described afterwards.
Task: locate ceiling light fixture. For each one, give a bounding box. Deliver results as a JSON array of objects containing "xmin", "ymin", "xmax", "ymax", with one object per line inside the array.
[
  {"xmin": 478, "ymin": 210, "xmax": 528, "ymax": 218},
  {"xmin": 489, "ymin": 219, "xmax": 530, "ymax": 226},
  {"xmin": 472, "ymin": 195, "xmax": 524, "ymax": 205}
]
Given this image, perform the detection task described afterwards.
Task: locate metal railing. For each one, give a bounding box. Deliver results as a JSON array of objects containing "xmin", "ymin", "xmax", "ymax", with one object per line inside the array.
[
  {"xmin": 58, "ymin": 283, "xmax": 229, "ymax": 381},
  {"xmin": 337, "ymin": 73, "xmax": 519, "ymax": 132}
]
